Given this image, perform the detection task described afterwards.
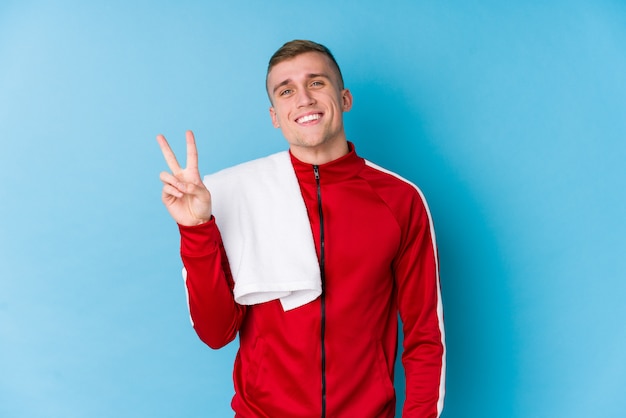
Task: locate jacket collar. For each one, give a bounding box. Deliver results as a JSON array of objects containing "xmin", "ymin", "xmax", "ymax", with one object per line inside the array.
[{"xmin": 289, "ymin": 142, "xmax": 365, "ymax": 184}]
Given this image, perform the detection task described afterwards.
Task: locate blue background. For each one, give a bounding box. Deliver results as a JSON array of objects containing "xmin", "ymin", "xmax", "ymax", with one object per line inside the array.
[{"xmin": 1, "ymin": 1, "xmax": 625, "ymax": 417}]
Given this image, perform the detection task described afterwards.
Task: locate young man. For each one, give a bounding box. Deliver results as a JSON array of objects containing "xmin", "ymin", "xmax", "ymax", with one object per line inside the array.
[{"xmin": 157, "ymin": 40, "xmax": 445, "ymax": 417}]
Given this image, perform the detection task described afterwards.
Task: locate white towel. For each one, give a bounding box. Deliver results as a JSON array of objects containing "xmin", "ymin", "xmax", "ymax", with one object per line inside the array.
[{"xmin": 202, "ymin": 151, "xmax": 321, "ymax": 311}]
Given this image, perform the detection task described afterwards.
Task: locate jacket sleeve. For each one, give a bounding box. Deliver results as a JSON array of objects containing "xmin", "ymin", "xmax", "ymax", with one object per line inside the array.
[
  {"xmin": 394, "ymin": 195, "xmax": 446, "ymax": 417},
  {"xmin": 179, "ymin": 218, "xmax": 246, "ymax": 349}
]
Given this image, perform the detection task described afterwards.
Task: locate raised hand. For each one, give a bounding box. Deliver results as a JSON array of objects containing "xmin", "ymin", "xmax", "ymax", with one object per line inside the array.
[{"xmin": 157, "ymin": 130, "xmax": 212, "ymax": 226}]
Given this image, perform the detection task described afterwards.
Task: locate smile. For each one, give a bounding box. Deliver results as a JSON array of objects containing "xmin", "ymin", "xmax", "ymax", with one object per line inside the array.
[{"xmin": 296, "ymin": 113, "xmax": 322, "ymax": 124}]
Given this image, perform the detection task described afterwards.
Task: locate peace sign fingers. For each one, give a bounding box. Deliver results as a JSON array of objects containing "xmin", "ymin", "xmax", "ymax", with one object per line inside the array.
[
  {"xmin": 156, "ymin": 130, "xmax": 212, "ymax": 226},
  {"xmin": 157, "ymin": 130, "xmax": 202, "ymax": 179}
]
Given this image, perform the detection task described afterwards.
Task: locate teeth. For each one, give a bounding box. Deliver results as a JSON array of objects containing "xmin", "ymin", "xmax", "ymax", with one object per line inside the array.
[{"xmin": 297, "ymin": 114, "xmax": 321, "ymax": 123}]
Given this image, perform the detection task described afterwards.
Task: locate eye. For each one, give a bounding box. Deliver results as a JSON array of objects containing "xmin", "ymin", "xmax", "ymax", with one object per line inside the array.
[
  {"xmin": 311, "ymin": 80, "xmax": 324, "ymax": 87},
  {"xmin": 279, "ymin": 89, "xmax": 293, "ymax": 96}
]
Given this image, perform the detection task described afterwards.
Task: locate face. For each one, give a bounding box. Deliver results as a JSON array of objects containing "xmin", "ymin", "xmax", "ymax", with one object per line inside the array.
[{"xmin": 267, "ymin": 52, "xmax": 353, "ymax": 162}]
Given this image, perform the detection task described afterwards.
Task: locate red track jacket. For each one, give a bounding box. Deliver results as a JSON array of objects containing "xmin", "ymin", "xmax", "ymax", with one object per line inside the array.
[{"xmin": 179, "ymin": 145, "xmax": 445, "ymax": 417}]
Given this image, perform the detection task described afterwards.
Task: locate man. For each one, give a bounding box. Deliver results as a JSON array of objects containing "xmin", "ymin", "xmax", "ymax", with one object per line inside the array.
[{"xmin": 157, "ymin": 40, "xmax": 445, "ymax": 417}]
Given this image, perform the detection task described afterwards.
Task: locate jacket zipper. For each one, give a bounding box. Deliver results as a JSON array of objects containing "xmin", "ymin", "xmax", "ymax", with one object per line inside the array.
[{"xmin": 313, "ymin": 165, "xmax": 327, "ymax": 418}]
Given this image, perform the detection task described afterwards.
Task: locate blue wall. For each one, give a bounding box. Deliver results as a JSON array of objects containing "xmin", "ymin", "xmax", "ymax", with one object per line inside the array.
[{"xmin": 1, "ymin": 1, "xmax": 625, "ymax": 417}]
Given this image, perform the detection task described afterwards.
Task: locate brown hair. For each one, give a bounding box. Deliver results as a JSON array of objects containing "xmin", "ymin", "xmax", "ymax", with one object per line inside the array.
[{"xmin": 266, "ymin": 40, "xmax": 345, "ymax": 90}]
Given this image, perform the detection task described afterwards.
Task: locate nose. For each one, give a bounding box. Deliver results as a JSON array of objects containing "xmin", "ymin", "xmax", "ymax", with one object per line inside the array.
[{"xmin": 296, "ymin": 88, "xmax": 315, "ymax": 108}]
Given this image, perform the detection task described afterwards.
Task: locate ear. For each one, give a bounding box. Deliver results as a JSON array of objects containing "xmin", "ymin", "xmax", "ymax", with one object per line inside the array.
[
  {"xmin": 269, "ymin": 106, "xmax": 280, "ymax": 128},
  {"xmin": 341, "ymin": 89, "xmax": 353, "ymax": 112}
]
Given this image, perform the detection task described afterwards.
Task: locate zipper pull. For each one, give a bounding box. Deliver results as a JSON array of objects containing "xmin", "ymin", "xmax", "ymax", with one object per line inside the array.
[{"xmin": 313, "ymin": 165, "xmax": 320, "ymax": 181}]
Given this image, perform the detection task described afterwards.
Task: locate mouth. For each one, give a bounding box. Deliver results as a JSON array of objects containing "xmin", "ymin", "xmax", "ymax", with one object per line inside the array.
[{"xmin": 296, "ymin": 113, "xmax": 323, "ymax": 125}]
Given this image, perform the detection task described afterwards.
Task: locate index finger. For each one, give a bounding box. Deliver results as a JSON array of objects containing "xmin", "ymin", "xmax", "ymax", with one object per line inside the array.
[
  {"xmin": 185, "ymin": 130, "xmax": 199, "ymax": 171},
  {"xmin": 156, "ymin": 133, "xmax": 182, "ymax": 174}
]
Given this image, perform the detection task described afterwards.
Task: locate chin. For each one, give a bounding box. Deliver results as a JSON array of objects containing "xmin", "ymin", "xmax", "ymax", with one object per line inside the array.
[{"xmin": 290, "ymin": 137, "xmax": 326, "ymax": 148}]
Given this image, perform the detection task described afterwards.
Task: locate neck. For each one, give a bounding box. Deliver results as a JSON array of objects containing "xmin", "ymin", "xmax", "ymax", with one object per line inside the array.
[{"xmin": 289, "ymin": 140, "xmax": 350, "ymax": 165}]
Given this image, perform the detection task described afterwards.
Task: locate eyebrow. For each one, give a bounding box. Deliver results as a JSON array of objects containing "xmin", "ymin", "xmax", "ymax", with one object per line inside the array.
[{"xmin": 271, "ymin": 73, "xmax": 331, "ymax": 95}]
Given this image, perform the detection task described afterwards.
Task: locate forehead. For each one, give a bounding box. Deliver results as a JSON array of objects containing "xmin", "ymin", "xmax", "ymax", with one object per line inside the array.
[{"xmin": 267, "ymin": 52, "xmax": 338, "ymax": 87}]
